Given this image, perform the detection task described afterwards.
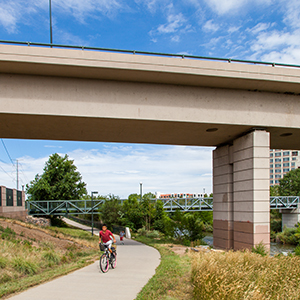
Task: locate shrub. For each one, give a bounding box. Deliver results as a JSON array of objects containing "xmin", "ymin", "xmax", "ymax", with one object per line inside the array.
[
  {"xmin": 42, "ymin": 251, "xmax": 61, "ymax": 265},
  {"xmin": 0, "ymin": 256, "xmax": 8, "ymax": 268},
  {"xmin": 1, "ymin": 227, "xmax": 16, "ymax": 240},
  {"xmin": 0, "ymin": 273, "xmax": 12, "ymax": 284},
  {"xmin": 295, "ymin": 245, "xmax": 300, "ymax": 256},
  {"xmin": 146, "ymin": 230, "xmax": 160, "ymax": 239},
  {"xmin": 252, "ymin": 242, "xmax": 268, "ymax": 256},
  {"xmin": 137, "ymin": 227, "xmax": 148, "ymax": 236},
  {"xmin": 276, "ymin": 227, "xmax": 299, "ymax": 245},
  {"xmin": 12, "ymin": 257, "xmax": 38, "ymax": 275}
]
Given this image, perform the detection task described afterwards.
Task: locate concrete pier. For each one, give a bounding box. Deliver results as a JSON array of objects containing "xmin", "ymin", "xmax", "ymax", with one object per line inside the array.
[
  {"xmin": 281, "ymin": 208, "xmax": 300, "ymax": 229},
  {"xmin": 213, "ymin": 130, "xmax": 270, "ymax": 250}
]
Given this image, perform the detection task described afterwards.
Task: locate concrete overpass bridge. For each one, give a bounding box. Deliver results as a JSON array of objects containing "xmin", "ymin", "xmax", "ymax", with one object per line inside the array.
[{"xmin": 1, "ymin": 41, "xmax": 300, "ymax": 250}]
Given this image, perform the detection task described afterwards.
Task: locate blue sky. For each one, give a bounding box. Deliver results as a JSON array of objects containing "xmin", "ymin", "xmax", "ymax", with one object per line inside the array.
[{"xmin": 0, "ymin": 0, "xmax": 299, "ymax": 197}]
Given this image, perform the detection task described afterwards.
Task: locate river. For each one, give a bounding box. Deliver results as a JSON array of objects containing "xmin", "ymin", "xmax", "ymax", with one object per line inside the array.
[{"xmin": 202, "ymin": 234, "xmax": 296, "ymax": 256}]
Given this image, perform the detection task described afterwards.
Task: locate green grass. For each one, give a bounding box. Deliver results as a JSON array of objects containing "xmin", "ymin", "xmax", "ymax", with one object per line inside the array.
[
  {"xmin": 48, "ymin": 226, "xmax": 98, "ymax": 241},
  {"xmin": 135, "ymin": 236, "xmax": 192, "ymax": 300},
  {"xmin": 0, "ymin": 220, "xmax": 99, "ymax": 299}
]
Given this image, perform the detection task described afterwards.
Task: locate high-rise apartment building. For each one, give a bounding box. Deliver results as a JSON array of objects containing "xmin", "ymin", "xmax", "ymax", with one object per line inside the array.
[{"xmin": 270, "ymin": 150, "xmax": 300, "ymax": 186}]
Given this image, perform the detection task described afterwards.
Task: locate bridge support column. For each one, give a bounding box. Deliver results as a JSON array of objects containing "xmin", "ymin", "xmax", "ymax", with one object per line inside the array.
[
  {"xmin": 281, "ymin": 208, "xmax": 300, "ymax": 229},
  {"xmin": 213, "ymin": 130, "xmax": 270, "ymax": 250}
]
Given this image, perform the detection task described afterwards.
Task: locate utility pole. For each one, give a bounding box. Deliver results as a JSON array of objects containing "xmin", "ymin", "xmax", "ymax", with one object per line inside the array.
[
  {"xmin": 49, "ymin": 0, "xmax": 53, "ymax": 46},
  {"xmin": 16, "ymin": 159, "xmax": 19, "ymax": 190},
  {"xmin": 91, "ymin": 191, "xmax": 98, "ymax": 236}
]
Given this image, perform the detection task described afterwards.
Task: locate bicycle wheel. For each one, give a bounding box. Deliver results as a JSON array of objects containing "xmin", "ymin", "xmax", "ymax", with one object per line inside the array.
[
  {"xmin": 100, "ymin": 253, "xmax": 109, "ymax": 273},
  {"xmin": 110, "ymin": 252, "xmax": 117, "ymax": 269}
]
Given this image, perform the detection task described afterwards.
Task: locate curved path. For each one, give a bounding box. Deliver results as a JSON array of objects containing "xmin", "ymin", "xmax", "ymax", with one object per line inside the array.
[{"xmin": 8, "ymin": 219, "xmax": 161, "ymax": 300}]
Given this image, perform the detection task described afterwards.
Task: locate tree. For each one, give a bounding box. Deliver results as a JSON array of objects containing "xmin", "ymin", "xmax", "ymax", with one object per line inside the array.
[
  {"xmin": 100, "ymin": 195, "xmax": 122, "ymax": 228},
  {"xmin": 270, "ymin": 185, "xmax": 280, "ymax": 196},
  {"xmin": 26, "ymin": 153, "xmax": 87, "ymax": 200},
  {"xmin": 279, "ymin": 168, "xmax": 300, "ymax": 196},
  {"xmin": 121, "ymin": 194, "xmax": 145, "ymax": 230}
]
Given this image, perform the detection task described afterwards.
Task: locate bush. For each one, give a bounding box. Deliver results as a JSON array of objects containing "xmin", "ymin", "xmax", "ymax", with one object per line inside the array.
[
  {"xmin": 0, "ymin": 273, "xmax": 12, "ymax": 284},
  {"xmin": 271, "ymin": 219, "xmax": 282, "ymax": 233},
  {"xmin": 12, "ymin": 257, "xmax": 38, "ymax": 275},
  {"xmin": 276, "ymin": 227, "xmax": 299, "ymax": 245},
  {"xmin": 42, "ymin": 251, "xmax": 61, "ymax": 265},
  {"xmin": 146, "ymin": 230, "xmax": 160, "ymax": 239},
  {"xmin": 252, "ymin": 242, "xmax": 268, "ymax": 256},
  {"xmin": 295, "ymin": 245, "xmax": 300, "ymax": 256},
  {"xmin": 1, "ymin": 227, "xmax": 16, "ymax": 240},
  {"xmin": 0, "ymin": 256, "xmax": 8, "ymax": 269}
]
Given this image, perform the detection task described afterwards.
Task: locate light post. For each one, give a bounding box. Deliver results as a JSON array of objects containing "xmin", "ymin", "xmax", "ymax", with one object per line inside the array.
[
  {"xmin": 91, "ymin": 191, "xmax": 98, "ymax": 236},
  {"xmin": 140, "ymin": 182, "xmax": 143, "ymax": 201},
  {"xmin": 49, "ymin": 0, "xmax": 53, "ymax": 46}
]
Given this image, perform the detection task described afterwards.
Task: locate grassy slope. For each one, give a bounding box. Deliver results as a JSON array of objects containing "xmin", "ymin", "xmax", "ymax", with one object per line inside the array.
[{"xmin": 0, "ymin": 219, "xmax": 99, "ymax": 299}]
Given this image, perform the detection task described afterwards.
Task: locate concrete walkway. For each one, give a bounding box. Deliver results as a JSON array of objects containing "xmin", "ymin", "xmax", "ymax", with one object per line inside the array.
[{"xmin": 8, "ymin": 219, "xmax": 161, "ymax": 300}]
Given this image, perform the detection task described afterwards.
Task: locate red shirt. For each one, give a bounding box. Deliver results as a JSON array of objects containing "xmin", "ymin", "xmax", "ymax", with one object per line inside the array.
[{"xmin": 99, "ymin": 230, "xmax": 113, "ymax": 243}]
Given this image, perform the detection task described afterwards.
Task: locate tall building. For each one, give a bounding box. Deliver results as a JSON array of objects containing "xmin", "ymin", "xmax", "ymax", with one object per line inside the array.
[{"xmin": 270, "ymin": 150, "xmax": 300, "ymax": 186}]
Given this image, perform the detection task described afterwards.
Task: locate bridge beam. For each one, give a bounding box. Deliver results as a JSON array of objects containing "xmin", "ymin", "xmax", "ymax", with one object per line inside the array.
[{"xmin": 213, "ymin": 130, "xmax": 270, "ymax": 250}]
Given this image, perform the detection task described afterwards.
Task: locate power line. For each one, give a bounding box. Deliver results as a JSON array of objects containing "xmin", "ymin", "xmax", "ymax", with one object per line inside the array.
[
  {"xmin": 0, "ymin": 163, "xmax": 15, "ymax": 181},
  {"xmin": 1, "ymin": 139, "xmax": 14, "ymax": 166}
]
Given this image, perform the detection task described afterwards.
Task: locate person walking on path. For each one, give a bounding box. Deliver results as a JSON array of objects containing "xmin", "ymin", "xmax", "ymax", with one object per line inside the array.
[
  {"xmin": 99, "ymin": 224, "xmax": 116, "ymax": 257},
  {"xmin": 119, "ymin": 230, "xmax": 125, "ymax": 245}
]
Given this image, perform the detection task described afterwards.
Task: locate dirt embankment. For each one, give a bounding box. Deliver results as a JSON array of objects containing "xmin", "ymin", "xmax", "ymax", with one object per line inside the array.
[{"xmin": 0, "ymin": 219, "xmax": 84, "ymax": 251}]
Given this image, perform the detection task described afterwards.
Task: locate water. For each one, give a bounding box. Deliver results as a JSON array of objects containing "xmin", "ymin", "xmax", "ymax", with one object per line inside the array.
[{"xmin": 203, "ymin": 234, "xmax": 296, "ymax": 255}]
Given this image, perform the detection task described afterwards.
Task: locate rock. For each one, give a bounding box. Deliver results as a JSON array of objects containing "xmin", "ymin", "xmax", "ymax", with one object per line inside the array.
[{"xmin": 25, "ymin": 215, "xmax": 51, "ymax": 227}]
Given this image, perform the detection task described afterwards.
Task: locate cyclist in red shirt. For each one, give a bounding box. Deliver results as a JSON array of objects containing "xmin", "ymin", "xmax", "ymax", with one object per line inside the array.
[{"xmin": 99, "ymin": 224, "xmax": 116, "ymax": 257}]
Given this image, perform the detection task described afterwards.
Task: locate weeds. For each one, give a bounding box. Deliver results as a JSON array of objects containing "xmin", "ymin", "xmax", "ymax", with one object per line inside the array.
[
  {"xmin": 12, "ymin": 257, "xmax": 39, "ymax": 275},
  {"xmin": 252, "ymin": 242, "xmax": 268, "ymax": 256},
  {"xmin": 191, "ymin": 250, "xmax": 300, "ymax": 300}
]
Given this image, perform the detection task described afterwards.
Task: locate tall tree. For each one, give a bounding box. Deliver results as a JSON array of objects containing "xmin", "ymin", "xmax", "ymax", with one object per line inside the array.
[
  {"xmin": 279, "ymin": 168, "xmax": 300, "ymax": 196},
  {"xmin": 26, "ymin": 153, "xmax": 87, "ymax": 200}
]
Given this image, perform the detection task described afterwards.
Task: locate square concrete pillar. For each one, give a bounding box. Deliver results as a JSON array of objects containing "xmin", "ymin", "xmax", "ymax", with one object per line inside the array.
[
  {"xmin": 213, "ymin": 130, "xmax": 270, "ymax": 250},
  {"xmin": 233, "ymin": 130, "xmax": 270, "ymax": 250},
  {"xmin": 213, "ymin": 144, "xmax": 234, "ymax": 249},
  {"xmin": 281, "ymin": 208, "xmax": 300, "ymax": 229}
]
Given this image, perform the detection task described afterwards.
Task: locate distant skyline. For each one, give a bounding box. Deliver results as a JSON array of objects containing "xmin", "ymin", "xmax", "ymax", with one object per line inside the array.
[{"xmin": 0, "ymin": 0, "xmax": 299, "ymax": 197}]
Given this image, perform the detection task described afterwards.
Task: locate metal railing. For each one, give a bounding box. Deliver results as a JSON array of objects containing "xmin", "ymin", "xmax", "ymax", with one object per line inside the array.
[
  {"xmin": 1, "ymin": 39, "xmax": 300, "ymax": 70},
  {"xmin": 26, "ymin": 199, "xmax": 105, "ymax": 216},
  {"xmin": 26, "ymin": 196, "xmax": 300, "ymax": 216},
  {"xmin": 270, "ymin": 196, "xmax": 300, "ymax": 210}
]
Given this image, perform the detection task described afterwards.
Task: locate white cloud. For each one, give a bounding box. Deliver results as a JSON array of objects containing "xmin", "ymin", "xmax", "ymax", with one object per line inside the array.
[
  {"xmin": 203, "ymin": 20, "xmax": 219, "ymax": 32},
  {"xmin": 228, "ymin": 26, "xmax": 240, "ymax": 34},
  {"xmin": 134, "ymin": 0, "xmax": 170, "ymax": 13},
  {"xmin": 5, "ymin": 145, "xmax": 213, "ymax": 198},
  {"xmin": 203, "ymin": 0, "xmax": 273, "ymax": 15},
  {"xmin": 0, "ymin": 0, "xmax": 124, "ymax": 33},
  {"xmin": 248, "ymin": 23, "xmax": 271, "ymax": 35},
  {"xmin": 282, "ymin": 0, "xmax": 300, "ymax": 29},
  {"xmin": 171, "ymin": 35, "xmax": 180, "ymax": 42},
  {"xmin": 157, "ymin": 13, "xmax": 186, "ymax": 34}
]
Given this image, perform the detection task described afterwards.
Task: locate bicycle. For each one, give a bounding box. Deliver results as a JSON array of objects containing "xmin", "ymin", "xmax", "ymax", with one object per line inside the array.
[{"xmin": 99, "ymin": 243, "xmax": 117, "ymax": 273}]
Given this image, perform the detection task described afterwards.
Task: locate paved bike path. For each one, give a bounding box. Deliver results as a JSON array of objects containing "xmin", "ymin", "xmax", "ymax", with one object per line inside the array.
[{"xmin": 8, "ymin": 219, "xmax": 161, "ymax": 300}]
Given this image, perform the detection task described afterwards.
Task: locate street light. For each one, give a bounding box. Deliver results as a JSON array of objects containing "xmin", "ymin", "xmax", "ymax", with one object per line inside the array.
[
  {"xmin": 91, "ymin": 191, "xmax": 98, "ymax": 236},
  {"xmin": 140, "ymin": 182, "xmax": 143, "ymax": 201}
]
